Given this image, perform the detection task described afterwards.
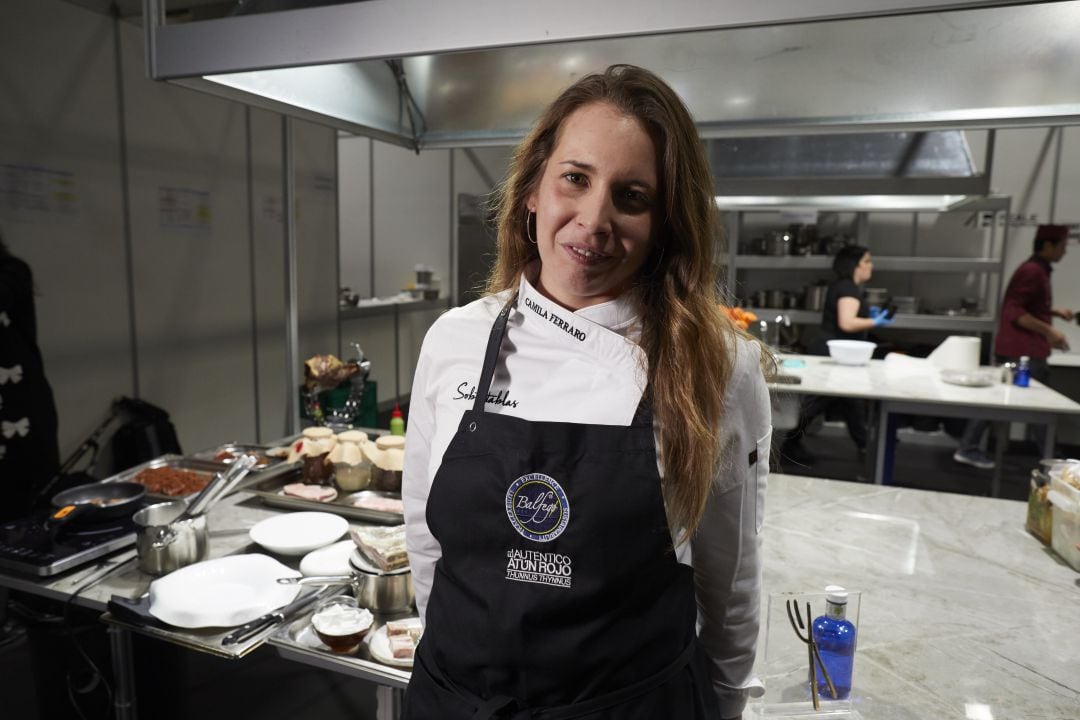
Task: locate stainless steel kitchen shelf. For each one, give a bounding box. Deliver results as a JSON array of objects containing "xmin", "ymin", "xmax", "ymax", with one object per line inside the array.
[
  {"xmin": 735, "ymin": 256, "xmax": 1002, "ymax": 273},
  {"xmin": 746, "ymin": 308, "xmax": 997, "ymax": 331},
  {"xmin": 339, "ymin": 298, "xmax": 450, "ymax": 320}
]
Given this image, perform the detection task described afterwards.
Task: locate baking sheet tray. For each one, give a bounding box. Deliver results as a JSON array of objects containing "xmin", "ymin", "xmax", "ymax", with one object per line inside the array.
[
  {"xmin": 102, "ymin": 454, "xmax": 229, "ymax": 501},
  {"xmin": 248, "ymin": 470, "xmax": 404, "ymax": 524},
  {"xmin": 189, "ymin": 442, "xmax": 286, "ymax": 472},
  {"xmin": 268, "ymin": 606, "xmax": 412, "ymax": 688}
]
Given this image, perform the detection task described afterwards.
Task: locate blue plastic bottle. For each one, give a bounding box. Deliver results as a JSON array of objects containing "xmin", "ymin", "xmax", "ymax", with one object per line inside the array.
[
  {"xmin": 812, "ymin": 585, "xmax": 857, "ymax": 700},
  {"xmin": 1013, "ymin": 356, "xmax": 1031, "ymax": 388}
]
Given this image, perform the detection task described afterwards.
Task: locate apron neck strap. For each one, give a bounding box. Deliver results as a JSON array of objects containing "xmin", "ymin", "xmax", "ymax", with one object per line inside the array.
[{"xmin": 474, "ymin": 291, "xmax": 518, "ymax": 414}]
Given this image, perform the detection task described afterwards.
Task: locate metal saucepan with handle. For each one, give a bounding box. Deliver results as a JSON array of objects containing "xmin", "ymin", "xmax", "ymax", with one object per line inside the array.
[
  {"xmin": 277, "ymin": 553, "xmax": 414, "ymax": 614},
  {"xmin": 132, "ymin": 455, "xmax": 257, "ymax": 575},
  {"xmin": 48, "ymin": 481, "xmax": 146, "ymax": 529}
]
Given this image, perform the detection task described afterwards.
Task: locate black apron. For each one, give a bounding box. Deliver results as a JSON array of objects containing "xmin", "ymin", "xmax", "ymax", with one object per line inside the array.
[{"xmin": 404, "ymin": 293, "xmax": 721, "ymax": 720}]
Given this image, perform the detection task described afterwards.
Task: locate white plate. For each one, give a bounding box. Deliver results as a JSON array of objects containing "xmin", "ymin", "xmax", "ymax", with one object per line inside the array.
[
  {"xmin": 940, "ymin": 368, "xmax": 998, "ymax": 387},
  {"xmin": 367, "ymin": 623, "xmax": 415, "ymax": 667},
  {"xmin": 249, "ymin": 511, "xmax": 349, "ymax": 556},
  {"xmin": 300, "ymin": 540, "xmax": 355, "ymax": 576},
  {"xmin": 148, "ymin": 554, "xmax": 300, "ymax": 629}
]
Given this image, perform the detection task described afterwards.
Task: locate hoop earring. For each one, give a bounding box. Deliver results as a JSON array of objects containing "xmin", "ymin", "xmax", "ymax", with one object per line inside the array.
[{"xmin": 526, "ymin": 210, "xmax": 537, "ymax": 245}]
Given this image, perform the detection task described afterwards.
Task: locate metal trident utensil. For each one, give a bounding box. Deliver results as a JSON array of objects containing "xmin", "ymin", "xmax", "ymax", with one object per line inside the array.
[{"xmin": 786, "ymin": 599, "xmax": 838, "ymax": 710}]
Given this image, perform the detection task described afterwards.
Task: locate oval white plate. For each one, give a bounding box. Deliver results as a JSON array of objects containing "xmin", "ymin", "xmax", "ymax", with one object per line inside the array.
[
  {"xmin": 249, "ymin": 511, "xmax": 349, "ymax": 556},
  {"xmin": 148, "ymin": 554, "xmax": 300, "ymax": 629},
  {"xmin": 300, "ymin": 539, "xmax": 355, "ymax": 576},
  {"xmin": 367, "ymin": 623, "xmax": 415, "ymax": 667}
]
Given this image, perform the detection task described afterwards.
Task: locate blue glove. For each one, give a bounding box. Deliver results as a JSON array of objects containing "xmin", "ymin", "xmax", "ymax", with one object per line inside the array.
[
  {"xmin": 868, "ymin": 306, "xmax": 883, "ymax": 320},
  {"xmin": 873, "ymin": 313, "xmax": 895, "ymax": 328}
]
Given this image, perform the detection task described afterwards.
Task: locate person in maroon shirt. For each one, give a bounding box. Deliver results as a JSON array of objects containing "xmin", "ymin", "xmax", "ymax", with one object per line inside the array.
[{"xmin": 954, "ymin": 224, "xmax": 1074, "ymax": 469}]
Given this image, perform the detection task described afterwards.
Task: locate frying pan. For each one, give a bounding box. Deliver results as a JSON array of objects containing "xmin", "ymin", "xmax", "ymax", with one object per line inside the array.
[{"xmin": 49, "ymin": 481, "xmax": 146, "ymax": 527}]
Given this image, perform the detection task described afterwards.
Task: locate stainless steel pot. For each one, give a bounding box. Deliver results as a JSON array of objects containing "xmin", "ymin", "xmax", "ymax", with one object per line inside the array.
[
  {"xmin": 765, "ymin": 231, "xmax": 793, "ymax": 256},
  {"xmin": 285, "ymin": 568, "xmax": 415, "ymax": 614},
  {"xmin": 864, "ymin": 287, "xmax": 889, "ymax": 307},
  {"xmin": 764, "ymin": 289, "xmax": 788, "ymax": 308},
  {"xmin": 804, "ymin": 284, "xmax": 829, "ymax": 312},
  {"xmin": 133, "ymin": 500, "xmax": 209, "ymax": 576}
]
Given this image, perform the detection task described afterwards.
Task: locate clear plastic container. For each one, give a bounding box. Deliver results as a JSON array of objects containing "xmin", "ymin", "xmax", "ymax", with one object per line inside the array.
[{"xmin": 1047, "ymin": 475, "xmax": 1080, "ymax": 571}]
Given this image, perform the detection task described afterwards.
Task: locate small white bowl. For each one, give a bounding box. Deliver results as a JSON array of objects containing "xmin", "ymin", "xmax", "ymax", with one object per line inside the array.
[
  {"xmin": 827, "ymin": 340, "xmax": 877, "ymax": 366},
  {"xmin": 249, "ymin": 511, "xmax": 349, "ymax": 556}
]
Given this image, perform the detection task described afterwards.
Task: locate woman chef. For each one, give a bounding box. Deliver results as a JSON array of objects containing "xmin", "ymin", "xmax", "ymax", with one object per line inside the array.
[{"xmin": 403, "ymin": 65, "xmax": 771, "ymax": 720}]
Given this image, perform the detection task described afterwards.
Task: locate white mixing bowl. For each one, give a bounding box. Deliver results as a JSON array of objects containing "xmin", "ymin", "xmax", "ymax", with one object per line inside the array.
[{"xmin": 827, "ymin": 340, "xmax": 877, "ymax": 366}]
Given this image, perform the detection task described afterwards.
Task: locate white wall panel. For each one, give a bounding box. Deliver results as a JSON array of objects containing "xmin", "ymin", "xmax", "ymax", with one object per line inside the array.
[
  {"xmin": 120, "ymin": 21, "xmax": 256, "ymax": 453},
  {"xmin": 249, "ymin": 109, "xmax": 288, "ymax": 442},
  {"xmin": 0, "ymin": 0, "xmax": 132, "ymax": 456},
  {"xmin": 372, "ymin": 144, "xmax": 451, "ymax": 297},
  {"xmin": 292, "ymin": 119, "xmax": 340, "ymax": 367},
  {"xmin": 338, "ymin": 136, "xmax": 372, "ymax": 298}
]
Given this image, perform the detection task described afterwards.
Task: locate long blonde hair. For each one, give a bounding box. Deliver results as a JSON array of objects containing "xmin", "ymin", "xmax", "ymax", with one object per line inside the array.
[{"xmin": 488, "ymin": 65, "xmax": 744, "ymax": 536}]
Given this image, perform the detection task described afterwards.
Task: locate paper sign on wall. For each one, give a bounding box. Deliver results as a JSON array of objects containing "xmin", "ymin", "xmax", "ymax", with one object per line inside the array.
[
  {"xmin": 0, "ymin": 164, "xmax": 79, "ymax": 219},
  {"xmin": 159, "ymin": 186, "xmax": 212, "ymax": 231}
]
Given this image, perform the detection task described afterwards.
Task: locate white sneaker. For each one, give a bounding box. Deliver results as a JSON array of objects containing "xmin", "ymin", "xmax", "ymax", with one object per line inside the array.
[{"xmin": 953, "ymin": 448, "xmax": 995, "ymax": 470}]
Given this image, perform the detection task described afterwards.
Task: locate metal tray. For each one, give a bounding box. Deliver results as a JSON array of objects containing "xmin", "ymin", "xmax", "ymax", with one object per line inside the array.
[
  {"xmin": 102, "ymin": 454, "xmax": 229, "ymax": 501},
  {"xmin": 188, "ymin": 442, "xmax": 286, "ymax": 473},
  {"xmin": 248, "ymin": 470, "xmax": 404, "ymax": 524},
  {"xmin": 268, "ymin": 605, "xmax": 412, "ymax": 688}
]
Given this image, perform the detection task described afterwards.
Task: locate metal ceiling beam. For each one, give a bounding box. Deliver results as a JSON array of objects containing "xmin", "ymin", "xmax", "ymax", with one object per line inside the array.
[{"xmin": 145, "ymin": 0, "xmax": 1035, "ymax": 79}]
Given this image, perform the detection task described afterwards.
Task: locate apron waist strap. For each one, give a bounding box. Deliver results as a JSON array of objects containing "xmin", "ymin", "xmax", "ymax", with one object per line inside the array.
[{"xmin": 470, "ymin": 639, "xmax": 699, "ymax": 720}]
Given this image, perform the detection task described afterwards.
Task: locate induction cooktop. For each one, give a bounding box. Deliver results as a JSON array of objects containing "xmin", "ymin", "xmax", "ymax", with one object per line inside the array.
[{"xmin": 0, "ymin": 511, "xmax": 137, "ymax": 577}]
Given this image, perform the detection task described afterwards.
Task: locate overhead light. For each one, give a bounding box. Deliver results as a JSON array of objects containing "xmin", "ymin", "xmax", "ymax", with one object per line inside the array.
[{"xmin": 715, "ymin": 195, "xmax": 971, "ymax": 212}]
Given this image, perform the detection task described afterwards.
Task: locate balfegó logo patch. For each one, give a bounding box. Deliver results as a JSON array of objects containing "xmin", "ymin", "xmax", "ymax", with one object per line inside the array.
[{"xmin": 505, "ymin": 473, "xmax": 569, "ymax": 542}]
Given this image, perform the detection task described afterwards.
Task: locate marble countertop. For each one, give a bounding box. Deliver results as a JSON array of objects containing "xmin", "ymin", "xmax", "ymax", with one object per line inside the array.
[
  {"xmin": 770, "ymin": 354, "xmax": 1080, "ymax": 414},
  {"xmin": 756, "ymin": 473, "xmax": 1080, "ymax": 719}
]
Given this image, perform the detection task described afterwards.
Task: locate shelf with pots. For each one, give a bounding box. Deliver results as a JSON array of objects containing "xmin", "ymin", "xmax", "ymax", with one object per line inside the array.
[
  {"xmin": 734, "ymin": 255, "xmax": 1002, "ymax": 273},
  {"xmin": 721, "ymin": 194, "xmax": 1012, "ymax": 336},
  {"xmin": 743, "ymin": 308, "xmax": 997, "ymax": 332}
]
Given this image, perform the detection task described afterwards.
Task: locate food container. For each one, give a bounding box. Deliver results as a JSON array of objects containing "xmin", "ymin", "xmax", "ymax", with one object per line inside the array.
[
  {"xmin": 826, "ymin": 340, "xmax": 876, "ymax": 366},
  {"xmin": 104, "ymin": 454, "xmax": 228, "ymax": 501},
  {"xmin": 1025, "ymin": 471, "xmax": 1052, "ymax": 546},
  {"xmin": 132, "ymin": 499, "xmax": 209, "ymax": 575},
  {"xmin": 335, "ymin": 461, "xmax": 372, "ymax": 492},
  {"xmin": 1047, "ymin": 478, "xmax": 1080, "ymax": 572},
  {"xmin": 302, "ymin": 452, "xmax": 334, "ymax": 485},
  {"xmin": 311, "ymin": 595, "xmax": 374, "ymax": 653},
  {"xmin": 371, "ymin": 467, "xmax": 402, "ymax": 493}
]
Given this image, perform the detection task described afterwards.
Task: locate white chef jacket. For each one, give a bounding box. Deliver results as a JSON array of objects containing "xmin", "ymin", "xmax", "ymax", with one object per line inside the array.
[{"xmin": 403, "ymin": 272, "xmax": 771, "ymax": 717}]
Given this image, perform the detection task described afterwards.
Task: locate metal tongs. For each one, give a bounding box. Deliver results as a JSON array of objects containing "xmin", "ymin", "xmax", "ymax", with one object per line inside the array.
[
  {"xmin": 154, "ymin": 454, "xmax": 258, "ymax": 545},
  {"xmin": 786, "ymin": 599, "xmax": 838, "ymax": 710}
]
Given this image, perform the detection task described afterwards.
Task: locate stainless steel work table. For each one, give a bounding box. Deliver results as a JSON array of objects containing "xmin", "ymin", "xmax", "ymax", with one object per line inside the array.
[
  {"xmin": 769, "ymin": 354, "xmax": 1080, "ymax": 495},
  {"xmin": 0, "ymin": 488, "xmax": 407, "ymax": 720}
]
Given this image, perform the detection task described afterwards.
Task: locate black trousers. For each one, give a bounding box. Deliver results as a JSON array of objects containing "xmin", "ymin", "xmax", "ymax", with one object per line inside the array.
[{"xmin": 787, "ymin": 394, "xmax": 868, "ymax": 451}]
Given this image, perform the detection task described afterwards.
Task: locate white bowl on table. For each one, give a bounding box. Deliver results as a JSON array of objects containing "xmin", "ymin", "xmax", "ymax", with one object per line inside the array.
[
  {"xmin": 249, "ymin": 511, "xmax": 349, "ymax": 556},
  {"xmin": 827, "ymin": 340, "xmax": 877, "ymax": 366}
]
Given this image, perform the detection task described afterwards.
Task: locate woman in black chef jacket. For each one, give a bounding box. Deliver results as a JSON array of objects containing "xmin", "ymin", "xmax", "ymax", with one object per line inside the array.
[
  {"xmin": 781, "ymin": 245, "xmax": 892, "ymax": 464},
  {"xmin": 402, "ymin": 65, "xmax": 772, "ymax": 720}
]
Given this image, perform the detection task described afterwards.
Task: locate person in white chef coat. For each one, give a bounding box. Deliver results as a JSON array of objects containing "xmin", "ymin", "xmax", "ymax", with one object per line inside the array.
[{"xmin": 403, "ymin": 65, "xmax": 771, "ymax": 720}]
